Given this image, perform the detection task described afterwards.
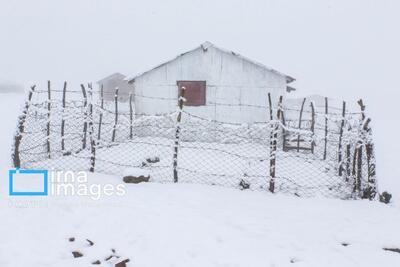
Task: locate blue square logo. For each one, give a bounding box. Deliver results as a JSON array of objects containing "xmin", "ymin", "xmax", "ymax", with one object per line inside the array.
[{"xmin": 9, "ymin": 169, "xmax": 48, "ymax": 196}]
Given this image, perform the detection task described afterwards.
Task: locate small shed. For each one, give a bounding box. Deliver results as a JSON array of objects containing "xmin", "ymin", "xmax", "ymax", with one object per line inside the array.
[
  {"xmin": 97, "ymin": 72, "xmax": 134, "ymax": 102},
  {"xmin": 128, "ymin": 42, "xmax": 295, "ymax": 123}
]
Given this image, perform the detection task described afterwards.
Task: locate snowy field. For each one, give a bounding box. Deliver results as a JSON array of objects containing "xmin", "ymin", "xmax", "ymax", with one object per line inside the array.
[{"xmin": 1, "ymin": 93, "xmax": 400, "ymax": 267}]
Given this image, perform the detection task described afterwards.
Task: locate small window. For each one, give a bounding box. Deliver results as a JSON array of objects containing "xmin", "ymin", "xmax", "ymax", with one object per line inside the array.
[{"xmin": 177, "ymin": 81, "xmax": 206, "ymax": 106}]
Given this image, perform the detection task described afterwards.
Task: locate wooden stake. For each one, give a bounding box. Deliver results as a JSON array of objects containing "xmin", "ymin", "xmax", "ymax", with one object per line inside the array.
[
  {"xmin": 338, "ymin": 101, "xmax": 346, "ymax": 176},
  {"xmin": 81, "ymin": 84, "xmax": 88, "ymax": 149},
  {"xmin": 129, "ymin": 93, "xmax": 133, "ymax": 139},
  {"xmin": 345, "ymin": 143, "xmax": 351, "ymax": 182},
  {"xmin": 323, "ymin": 97, "xmax": 328, "ymax": 160},
  {"xmin": 47, "ymin": 81, "xmax": 51, "ymax": 159},
  {"xmin": 297, "ymin": 98, "xmax": 306, "ymax": 152},
  {"xmin": 111, "ymin": 88, "xmax": 119, "ymax": 142},
  {"xmin": 61, "ymin": 81, "xmax": 67, "ymax": 152},
  {"xmin": 13, "ymin": 85, "xmax": 35, "ymax": 167},
  {"xmin": 352, "ymin": 146, "xmax": 359, "ymax": 192},
  {"xmin": 310, "ymin": 101, "xmax": 315, "ymax": 154},
  {"xmin": 173, "ymin": 86, "xmax": 186, "ymax": 183},
  {"xmin": 97, "ymin": 84, "xmax": 104, "ymax": 141},
  {"xmin": 268, "ymin": 95, "xmax": 283, "ymax": 193},
  {"xmin": 88, "ymin": 83, "xmax": 96, "ymax": 172}
]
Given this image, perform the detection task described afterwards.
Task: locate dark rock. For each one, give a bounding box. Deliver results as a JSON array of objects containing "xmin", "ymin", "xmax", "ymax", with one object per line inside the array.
[
  {"xmin": 140, "ymin": 162, "xmax": 149, "ymax": 167},
  {"xmin": 383, "ymin": 247, "xmax": 400, "ymax": 254},
  {"xmin": 379, "ymin": 191, "xmax": 392, "ymax": 204},
  {"xmin": 115, "ymin": 259, "xmax": 130, "ymax": 267},
  {"xmin": 146, "ymin": 157, "xmax": 160, "ymax": 164},
  {"xmin": 68, "ymin": 237, "xmax": 75, "ymax": 242},
  {"xmin": 72, "ymin": 251, "xmax": 83, "ymax": 258},
  {"xmin": 239, "ymin": 179, "xmax": 250, "ymax": 190},
  {"xmin": 86, "ymin": 239, "xmax": 94, "ymax": 246},
  {"xmin": 123, "ymin": 175, "xmax": 150, "ymax": 184},
  {"xmin": 105, "ymin": 255, "xmax": 114, "ymax": 261},
  {"xmin": 341, "ymin": 243, "xmax": 349, "ymax": 247},
  {"xmin": 92, "ymin": 260, "xmax": 101, "ymax": 265}
]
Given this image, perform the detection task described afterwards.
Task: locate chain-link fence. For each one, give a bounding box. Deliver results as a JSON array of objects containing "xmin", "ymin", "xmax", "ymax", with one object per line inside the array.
[{"xmin": 12, "ymin": 82, "xmax": 377, "ymax": 199}]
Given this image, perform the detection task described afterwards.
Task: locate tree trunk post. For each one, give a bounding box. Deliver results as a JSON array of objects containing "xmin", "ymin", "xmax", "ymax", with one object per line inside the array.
[
  {"xmin": 61, "ymin": 81, "xmax": 67, "ymax": 152},
  {"xmin": 13, "ymin": 85, "xmax": 36, "ymax": 168},
  {"xmin": 97, "ymin": 84, "xmax": 104, "ymax": 142},
  {"xmin": 268, "ymin": 94, "xmax": 283, "ymax": 193},
  {"xmin": 310, "ymin": 101, "xmax": 315, "ymax": 154},
  {"xmin": 355, "ymin": 99, "xmax": 366, "ymax": 196},
  {"xmin": 46, "ymin": 81, "xmax": 51, "ymax": 159},
  {"xmin": 173, "ymin": 86, "xmax": 186, "ymax": 183},
  {"xmin": 363, "ymin": 118, "xmax": 376, "ymax": 199},
  {"xmin": 267, "ymin": 93, "xmax": 275, "ymax": 192},
  {"xmin": 323, "ymin": 97, "xmax": 328, "ymax": 160},
  {"xmin": 111, "ymin": 88, "xmax": 119, "ymax": 143},
  {"xmin": 338, "ymin": 101, "xmax": 346, "ymax": 176},
  {"xmin": 297, "ymin": 97, "xmax": 306, "ymax": 152},
  {"xmin": 352, "ymin": 146, "xmax": 359, "ymax": 193},
  {"xmin": 345, "ymin": 143, "xmax": 351, "ymax": 182},
  {"xmin": 81, "ymin": 84, "xmax": 88, "ymax": 149},
  {"xmin": 358, "ymin": 99, "xmax": 376, "ymax": 199},
  {"xmin": 129, "ymin": 93, "xmax": 133, "ymax": 139},
  {"xmin": 88, "ymin": 83, "xmax": 96, "ymax": 172}
]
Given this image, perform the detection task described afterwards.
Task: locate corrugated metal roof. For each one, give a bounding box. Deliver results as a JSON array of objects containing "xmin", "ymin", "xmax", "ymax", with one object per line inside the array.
[{"xmin": 126, "ymin": 42, "xmax": 295, "ymax": 84}]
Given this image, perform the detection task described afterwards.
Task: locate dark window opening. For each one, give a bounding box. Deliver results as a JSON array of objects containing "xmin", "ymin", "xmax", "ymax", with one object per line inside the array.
[{"xmin": 177, "ymin": 81, "xmax": 206, "ymax": 106}]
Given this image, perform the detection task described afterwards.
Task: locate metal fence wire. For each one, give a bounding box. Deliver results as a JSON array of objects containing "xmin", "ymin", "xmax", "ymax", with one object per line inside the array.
[{"xmin": 12, "ymin": 82, "xmax": 377, "ymax": 199}]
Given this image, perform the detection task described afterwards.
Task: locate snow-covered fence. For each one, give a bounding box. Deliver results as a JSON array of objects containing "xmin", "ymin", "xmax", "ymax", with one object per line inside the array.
[{"xmin": 12, "ymin": 81, "xmax": 377, "ymax": 199}]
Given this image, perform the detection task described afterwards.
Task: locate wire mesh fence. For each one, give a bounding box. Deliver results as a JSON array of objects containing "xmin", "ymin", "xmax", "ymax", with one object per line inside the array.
[{"xmin": 12, "ymin": 81, "xmax": 377, "ymax": 199}]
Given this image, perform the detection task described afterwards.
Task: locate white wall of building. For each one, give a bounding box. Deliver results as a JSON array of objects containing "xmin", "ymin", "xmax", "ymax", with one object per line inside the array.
[{"xmin": 133, "ymin": 45, "xmax": 288, "ymax": 123}]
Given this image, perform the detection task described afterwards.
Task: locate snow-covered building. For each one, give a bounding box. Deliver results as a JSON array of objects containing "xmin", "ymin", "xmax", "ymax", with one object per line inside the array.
[
  {"xmin": 128, "ymin": 42, "xmax": 295, "ymax": 123},
  {"xmin": 97, "ymin": 72, "xmax": 134, "ymax": 102}
]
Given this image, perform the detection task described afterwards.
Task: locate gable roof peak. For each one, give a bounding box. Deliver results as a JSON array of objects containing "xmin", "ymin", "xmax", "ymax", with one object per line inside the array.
[
  {"xmin": 201, "ymin": 41, "xmax": 214, "ymax": 51},
  {"xmin": 127, "ymin": 42, "xmax": 295, "ymax": 84}
]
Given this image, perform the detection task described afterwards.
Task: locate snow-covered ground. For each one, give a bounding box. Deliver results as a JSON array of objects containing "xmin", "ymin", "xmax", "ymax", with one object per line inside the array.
[{"xmin": 1, "ymin": 93, "xmax": 400, "ymax": 267}]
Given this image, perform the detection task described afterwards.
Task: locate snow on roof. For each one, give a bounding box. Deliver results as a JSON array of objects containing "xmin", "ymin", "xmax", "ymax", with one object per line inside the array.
[
  {"xmin": 97, "ymin": 72, "xmax": 126, "ymax": 84},
  {"xmin": 126, "ymin": 41, "xmax": 295, "ymax": 84}
]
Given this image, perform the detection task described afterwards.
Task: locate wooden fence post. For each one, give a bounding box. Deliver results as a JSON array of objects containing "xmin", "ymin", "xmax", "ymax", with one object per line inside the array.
[
  {"xmin": 267, "ymin": 93, "xmax": 276, "ymax": 192},
  {"xmin": 111, "ymin": 88, "xmax": 119, "ymax": 142},
  {"xmin": 88, "ymin": 83, "xmax": 96, "ymax": 172},
  {"xmin": 297, "ymin": 97, "xmax": 306, "ymax": 152},
  {"xmin": 356, "ymin": 144, "xmax": 363, "ymax": 192},
  {"xmin": 352, "ymin": 146, "xmax": 360, "ymax": 192},
  {"xmin": 268, "ymin": 94, "xmax": 282, "ymax": 193},
  {"xmin": 129, "ymin": 93, "xmax": 133, "ymax": 139},
  {"xmin": 173, "ymin": 86, "xmax": 186, "ymax": 183},
  {"xmin": 81, "ymin": 84, "xmax": 88, "ymax": 149},
  {"xmin": 323, "ymin": 97, "xmax": 328, "ymax": 160},
  {"xmin": 47, "ymin": 81, "xmax": 51, "ymax": 159},
  {"xmin": 345, "ymin": 142, "xmax": 351, "ymax": 182},
  {"xmin": 351, "ymin": 144, "xmax": 358, "ymax": 192},
  {"xmin": 357, "ymin": 99, "xmax": 376, "ymax": 199},
  {"xmin": 363, "ymin": 118, "xmax": 377, "ymax": 199},
  {"xmin": 13, "ymin": 85, "xmax": 36, "ymax": 168},
  {"xmin": 97, "ymin": 84, "xmax": 104, "ymax": 141},
  {"xmin": 61, "ymin": 81, "xmax": 67, "ymax": 152},
  {"xmin": 310, "ymin": 101, "xmax": 315, "ymax": 154},
  {"xmin": 338, "ymin": 101, "xmax": 346, "ymax": 176},
  {"xmin": 355, "ymin": 99, "xmax": 365, "ymax": 195},
  {"xmin": 358, "ymin": 99, "xmax": 366, "ymax": 120}
]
